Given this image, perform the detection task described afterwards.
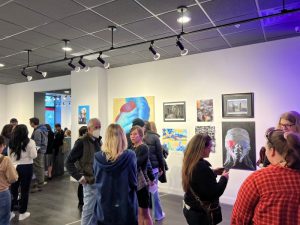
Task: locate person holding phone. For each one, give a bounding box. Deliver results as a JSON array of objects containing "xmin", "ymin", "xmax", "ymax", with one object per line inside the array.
[{"xmin": 182, "ymin": 134, "xmax": 229, "ymax": 225}]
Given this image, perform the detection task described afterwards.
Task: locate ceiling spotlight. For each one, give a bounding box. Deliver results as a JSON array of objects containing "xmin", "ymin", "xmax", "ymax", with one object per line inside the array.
[
  {"xmin": 0, "ymin": 63, "xmax": 5, "ymax": 67},
  {"xmin": 149, "ymin": 41, "xmax": 160, "ymax": 60},
  {"xmin": 176, "ymin": 36, "xmax": 188, "ymax": 56},
  {"xmin": 177, "ymin": 6, "xmax": 191, "ymax": 24},
  {"xmin": 21, "ymin": 68, "xmax": 32, "ymax": 82},
  {"xmin": 68, "ymin": 59, "xmax": 80, "ymax": 72},
  {"xmin": 62, "ymin": 39, "xmax": 72, "ymax": 52},
  {"xmin": 78, "ymin": 56, "xmax": 90, "ymax": 72},
  {"xmin": 97, "ymin": 52, "xmax": 110, "ymax": 69},
  {"xmin": 35, "ymin": 66, "xmax": 47, "ymax": 78}
]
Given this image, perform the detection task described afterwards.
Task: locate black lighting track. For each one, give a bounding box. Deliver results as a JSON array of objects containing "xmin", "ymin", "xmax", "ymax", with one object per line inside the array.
[{"xmin": 13, "ymin": 7, "xmax": 300, "ymax": 70}]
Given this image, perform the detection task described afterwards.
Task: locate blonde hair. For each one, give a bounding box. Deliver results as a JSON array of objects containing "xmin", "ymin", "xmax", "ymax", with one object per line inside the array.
[{"xmin": 102, "ymin": 124, "xmax": 127, "ymax": 162}]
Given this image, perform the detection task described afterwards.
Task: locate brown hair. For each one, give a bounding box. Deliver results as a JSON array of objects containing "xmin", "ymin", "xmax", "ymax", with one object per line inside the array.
[
  {"xmin": 266, "ymin": 128, "xmax": 300, "ymax": 170},
  {"xmin": 182, "ymin": 134, "xmax": 212, "ymax": 192},
  {"xmin": 277, "ymin": 111, "xmax": 300, "ymax": 132},
  {"xmin": 144, "ymin": 121, "xmax": 157, "ymax": 133},
  {"xmin": 130, "ymin": 125, "xmax": 144, "ymax": 138}
]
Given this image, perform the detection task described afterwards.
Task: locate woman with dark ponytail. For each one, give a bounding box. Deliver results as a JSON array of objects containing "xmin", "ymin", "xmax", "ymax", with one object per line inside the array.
[
  {"xmin": 232, "ymin": 128, "xmax": 300, "ymax": 225},
  {"xmin": 8, "ymin": 125, "xmax": 37, "ymax": 221}
]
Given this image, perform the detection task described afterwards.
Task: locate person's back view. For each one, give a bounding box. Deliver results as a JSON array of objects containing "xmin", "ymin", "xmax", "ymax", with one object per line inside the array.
[
  {"xmin": 94, "ymin": 124, "xmax": 138, "ymax": 225},
  {"xmin": 232, "ymin": 128, "xmax": 300, "ymax": 225}
]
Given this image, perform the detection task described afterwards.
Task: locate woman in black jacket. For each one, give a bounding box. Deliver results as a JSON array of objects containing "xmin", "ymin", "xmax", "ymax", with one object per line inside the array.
[
  {"xmin": 143, "ymin": 121, "xmax": 165, "ymax": 221},
  {"xmin": 182, "ymin": 134, "xmax": 229, "ymax": 225}
]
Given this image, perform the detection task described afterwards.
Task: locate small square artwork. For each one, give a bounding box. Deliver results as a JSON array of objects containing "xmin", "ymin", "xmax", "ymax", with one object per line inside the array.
[
  {"xmin": 162, "ymin": 128, "xmax": 187, "ymax": 152},
  {"xmin": 195, "ymin": 126, "xmax": 216, "ymax": 153},
  {"xmin": 197, "ymin": 99, "xmax": 213, "ymax": 122}
]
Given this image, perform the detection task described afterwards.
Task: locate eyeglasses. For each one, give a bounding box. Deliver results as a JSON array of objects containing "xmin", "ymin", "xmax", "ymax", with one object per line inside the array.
[{"xmin": 279, "ymin": 123, "xmax": 295, "ymax": 129}]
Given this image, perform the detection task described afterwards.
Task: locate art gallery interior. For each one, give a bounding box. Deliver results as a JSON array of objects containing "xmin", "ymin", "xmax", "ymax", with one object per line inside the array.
[{"xmin": 1, "ymin": 0, "xmax": 300, "ymax": 224}]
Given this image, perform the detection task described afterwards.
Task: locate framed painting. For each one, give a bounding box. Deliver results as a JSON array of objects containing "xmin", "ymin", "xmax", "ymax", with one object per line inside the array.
[
  {"xmin": 222, "ymin": 122, "xmax": 256, "ymax": 171},
  {"xmin": 163, "ymin": 101, "xmax": 186, "ymax": 122},
  {"xmin": 222, "ymin": 93, "xmax": 254, "ymax": 118}
]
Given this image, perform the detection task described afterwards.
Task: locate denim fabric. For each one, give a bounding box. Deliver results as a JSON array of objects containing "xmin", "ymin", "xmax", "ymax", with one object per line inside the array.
[
  {"xmin": 81, "ymin": 184, "xmax": 97, "ymax": 225},
  {"xmin": 0, "ymin": 189, "xmax": 11, "ymax": 225},
  {"xmin": 152, "ymin": 172, "xmax": 164, "ymax": 220}
]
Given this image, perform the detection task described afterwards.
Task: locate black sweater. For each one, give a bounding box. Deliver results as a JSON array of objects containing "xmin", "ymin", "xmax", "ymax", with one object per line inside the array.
[{"xmin": 184, "ymin": 159, "xmax": 228, "ymax": 210}]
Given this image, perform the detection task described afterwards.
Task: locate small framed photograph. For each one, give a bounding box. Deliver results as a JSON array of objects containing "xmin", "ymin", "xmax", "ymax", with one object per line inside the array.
[
  {"xmin": 163, "ymin": 101, "xmax": 186, "ymax": 122},
  {"xmin": 222, "ymin": 93, "xmax": 254, "ymax": 118}
]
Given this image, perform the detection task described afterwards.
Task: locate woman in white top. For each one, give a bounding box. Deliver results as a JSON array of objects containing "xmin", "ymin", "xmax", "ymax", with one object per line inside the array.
[{"xmin": 8, "ymin": 124, "xmax": 37, "ymax": 221}]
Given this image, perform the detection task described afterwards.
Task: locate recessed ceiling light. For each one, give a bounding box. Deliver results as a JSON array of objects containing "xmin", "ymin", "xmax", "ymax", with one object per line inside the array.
[
  {"xmin": 64, "ymin": 90, "xmax": 70, "ymax": 94},
  {"xmin": 177, "ymin": 16, "xmax": 191, "ymax": 24},
  {"xmin": 0, "ymin": 63, "xmax": 5, "ymax": 67}
]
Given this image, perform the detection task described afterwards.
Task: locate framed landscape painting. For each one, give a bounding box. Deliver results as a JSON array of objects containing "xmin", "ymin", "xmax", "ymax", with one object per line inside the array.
[{"xmin": 222, "ymin": 93, "xmax": 254, "ymax": 118}]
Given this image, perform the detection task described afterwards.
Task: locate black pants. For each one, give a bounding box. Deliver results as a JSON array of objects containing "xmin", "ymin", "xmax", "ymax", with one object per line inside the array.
[
  {"xmin": 183, "ymin": 206, "xmax": 209, "ymax": 225},
  {"xmin": 11, "ymin": 164, "xmax": 33, "ymax": 213},
  {"xmin": 77, "ymin": 183, "xmax": 84, "ymax": 205}
]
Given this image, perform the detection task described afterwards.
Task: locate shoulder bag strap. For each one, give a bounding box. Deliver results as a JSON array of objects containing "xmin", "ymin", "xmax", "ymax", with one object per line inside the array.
[{"xmin": 0, "ymin": 155, "xmax": 4, "ymax": 164}]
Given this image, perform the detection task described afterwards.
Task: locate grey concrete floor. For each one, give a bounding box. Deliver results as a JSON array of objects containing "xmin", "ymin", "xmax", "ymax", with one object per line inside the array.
[{"xmin": 11, "ymin": 175, "xmax": 233, "ymax": 225}]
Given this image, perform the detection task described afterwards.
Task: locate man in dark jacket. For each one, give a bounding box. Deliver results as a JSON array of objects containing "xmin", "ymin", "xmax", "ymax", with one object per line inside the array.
[
  {"xmin": 53, "ymin": 123, "xmax": 65, "ymax": 176},
  {"xmin": 66, "ymin": 118, "xmax": 101, "ymax": 225},
  {"xmin": 29, "ymin": 117, "xmax": 48, "ymax": 191}
]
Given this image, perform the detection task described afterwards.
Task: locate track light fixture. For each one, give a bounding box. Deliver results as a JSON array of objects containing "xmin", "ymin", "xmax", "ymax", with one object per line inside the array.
[
  {"xmin": 176, "ymin": 36, "xmax": 188, "ymax": 56},
  {"xmin": 97, "ymin": 52, "xmax": 110, "ymax": 69},
  {"xmin": 35, "ymin": 66, "xmax": 47, "ymax": 78},
  {"xmin": 14, "ymin": 7, "xmax": 300, "ymax": 78},
  {"xmin": 21, "ymin": 68, "xmax": 32, "ymax": 82},
  {"xmin": 68, "ymin": 59, "xmax": 80, "ymax": 72},
  {"xmin": 78, "ymin": 56, "xmax": 90, "ymax": 72},
  {"xmin": 149, "ymin": 41, "xmax": 160, "ymax": 61}
]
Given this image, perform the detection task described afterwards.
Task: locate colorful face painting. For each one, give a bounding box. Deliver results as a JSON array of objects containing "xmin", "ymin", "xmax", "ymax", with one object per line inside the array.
[{"xmin": 113, "ymin": 96, "xmax": 155, "ymax": 133}]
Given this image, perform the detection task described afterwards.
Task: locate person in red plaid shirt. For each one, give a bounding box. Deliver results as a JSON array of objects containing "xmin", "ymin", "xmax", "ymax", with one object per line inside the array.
[{"xmin": 231, "ymin": 127, "xmax": 300, "ymax": 225}]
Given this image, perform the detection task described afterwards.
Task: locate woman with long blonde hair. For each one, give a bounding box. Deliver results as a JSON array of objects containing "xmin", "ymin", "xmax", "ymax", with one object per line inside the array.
[
  {"xmin": 93, "ymin": 124, "xmax": 138, "ymax": 225},
  {"xmin": 182, "ymin": 134, "xmax": 229, "ymax": 225}
]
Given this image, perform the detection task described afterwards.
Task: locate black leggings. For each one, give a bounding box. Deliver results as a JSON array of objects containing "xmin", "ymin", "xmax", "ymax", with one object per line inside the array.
[{"xmin": 11, "ymin": 164, "xmax": 33, "ymax": 213}]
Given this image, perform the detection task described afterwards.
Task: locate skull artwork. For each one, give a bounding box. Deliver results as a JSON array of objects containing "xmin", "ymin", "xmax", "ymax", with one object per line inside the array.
[{"xmin": 224, "ymin": 128, "xmax": 255, "ymax": 170}]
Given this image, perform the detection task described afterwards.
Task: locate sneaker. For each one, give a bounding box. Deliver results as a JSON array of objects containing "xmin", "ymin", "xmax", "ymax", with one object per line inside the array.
[
  {"xmin": 10, "ymin": 212, "xmax": 15, "ymax": 220},
  {"xmin": 19, "ymin": 212, "xmax": 30, "ymax": 221},
  {"xmin": 156, "ymin": 212, "xmax": 166, "ymax": 221}
]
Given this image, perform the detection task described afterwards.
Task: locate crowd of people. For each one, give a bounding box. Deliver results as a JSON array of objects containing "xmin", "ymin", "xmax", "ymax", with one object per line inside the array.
[
  {"xmin": 0, "ymin": 118, "xmax": 71, "ymax": 224},
  {"xmin": 1, "ymin": 111, "xmax": 300, "ymax": 225}
]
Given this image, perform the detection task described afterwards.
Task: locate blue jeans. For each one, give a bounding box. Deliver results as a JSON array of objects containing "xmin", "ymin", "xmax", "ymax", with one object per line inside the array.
[
  {"xmin": 0, "ymin": 189, "xmax": 11, "ymax": 225},
  {"xmin": 151, "ymin": 172, "xmax": 164, "ymax": 220},
  {"xmin": 81, "ymin": 184, "xmax": 96, "ymax": 225}
]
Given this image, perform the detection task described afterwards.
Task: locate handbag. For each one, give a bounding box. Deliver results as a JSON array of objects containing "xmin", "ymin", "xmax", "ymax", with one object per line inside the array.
[
  {"xmin": 137, "ymin": 169, "xmax": 148, "ymax": 191},
  {"xmin": 190, "ymin": 187, "xmax": 222, "ymax": 225}
]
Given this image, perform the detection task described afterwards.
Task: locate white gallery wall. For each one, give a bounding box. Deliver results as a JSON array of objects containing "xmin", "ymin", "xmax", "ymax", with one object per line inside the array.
[
  {"xmin": 71, "ymin": 67, "xmax": 107, "ymax": 146},
  {"xmin": 0, "ymin": 84, "xmax": 7, "ymax": 129},
  {"xmin": 107, "ymin": 36, "xmax": 300, "ymax": 204},
  {"xmin": 6, "ymin": 75, "xmax": 71, "ymax": 134}
]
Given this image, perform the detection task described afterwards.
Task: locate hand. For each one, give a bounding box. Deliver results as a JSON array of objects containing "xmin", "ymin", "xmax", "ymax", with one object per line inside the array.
[
  {"xmin": 148, "ymin": 180, "xmax": 155, "ymax": 186},
  {"xmin": 221, "ymin": 170, "xmax": 229, "ymax": 179},
  {"xmin": 213, "ymin": 167, "xmax": 224, "ymax": 175},
  {"xmin": 79, "ymin": 176, "xmax": 87, "ymax": 185}
]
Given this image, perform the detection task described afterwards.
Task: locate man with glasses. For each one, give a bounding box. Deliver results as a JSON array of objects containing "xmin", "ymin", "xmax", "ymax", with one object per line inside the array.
[{"xmin": 66, "ymin": 118, "xmax": 102, "ymax": 225}]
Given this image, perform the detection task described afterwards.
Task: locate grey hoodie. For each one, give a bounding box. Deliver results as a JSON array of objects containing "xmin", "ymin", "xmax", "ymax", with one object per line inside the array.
[{"xmin": 31, "ymin": 124, "xmax": 48, "ymax": 154}]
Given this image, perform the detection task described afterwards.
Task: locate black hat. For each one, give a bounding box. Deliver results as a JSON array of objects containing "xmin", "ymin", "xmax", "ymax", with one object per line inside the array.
[{"xmin": 132, "ymin": 118, "xmax": 145, "ymax": 127}]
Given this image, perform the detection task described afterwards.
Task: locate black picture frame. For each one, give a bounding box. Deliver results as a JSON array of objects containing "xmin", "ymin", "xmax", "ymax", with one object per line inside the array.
[
  {"xmin": 222, "ymin": 121, "xmax": 256, "ymax": 171},
  {"xmin": 163, "ymin": 101, "xmax": 186, "ymax": 122},
  {"xmin": 222, "ymin": 93, "xmax": 254, "ymax": 118}
]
